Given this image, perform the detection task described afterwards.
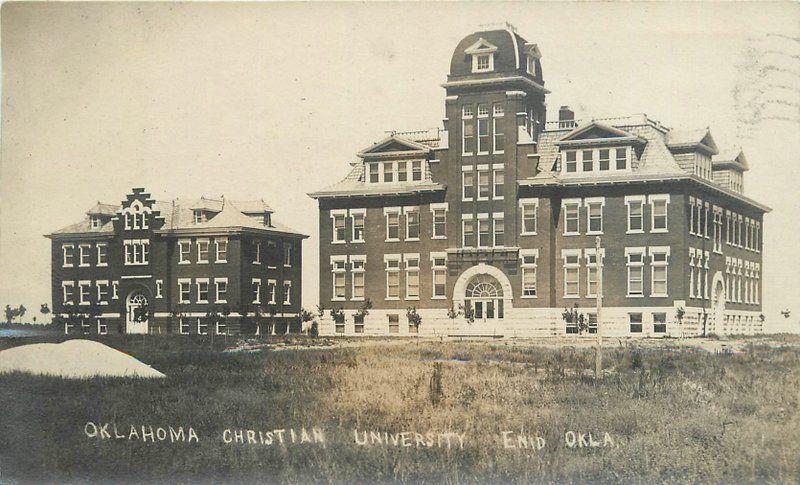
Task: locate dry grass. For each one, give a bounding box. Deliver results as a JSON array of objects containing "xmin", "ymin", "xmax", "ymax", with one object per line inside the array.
[{"xmin": 1, "ymin": 334, "xmax": 799, "ymax": 483}]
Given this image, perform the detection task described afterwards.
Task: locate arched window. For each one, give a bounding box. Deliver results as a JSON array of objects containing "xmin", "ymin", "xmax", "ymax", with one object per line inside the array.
[{"xmin": 465, "ymin": 274, "xmax": 503, "ymax": 299}]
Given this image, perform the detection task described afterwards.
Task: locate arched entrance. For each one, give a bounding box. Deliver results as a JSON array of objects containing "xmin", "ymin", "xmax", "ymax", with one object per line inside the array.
[
  {"xmin": 710, "ymin": 271, "xmax": 726, "ymax": 334},
  {"xmin": 466, "ymin": 274, "xmax": 504, "ymax": 322},
  {"xmin": 126, "ymin": 291, "xmax": 149, "ymax": 334}
]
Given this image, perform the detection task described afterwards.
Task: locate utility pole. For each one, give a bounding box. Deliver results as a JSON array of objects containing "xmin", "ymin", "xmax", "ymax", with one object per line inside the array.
[{"xmin": 595, "ymin": 236, "xmax": 603, "ymax": 379}]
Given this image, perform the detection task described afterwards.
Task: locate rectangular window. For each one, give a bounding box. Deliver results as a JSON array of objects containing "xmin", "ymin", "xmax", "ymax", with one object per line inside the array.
[
  {"xmin": 179, "ymin": 279, "xmax": 191, "ymax": 304},
  {"xmin": 352, "ymin": 258, "xmax": 365, "ymax": 300},
  {"xmin": 432, "ymin": 255, "xmax": 447, "ymax": 298},
  {"xmin": 197, "ymin": 279, "xmax": 210, "ymax": 303},
  {"xmin": 96, "ymin": 244, "xmax": 108, "ymax": 267},
  {"xmin": 252, "ymin": 279, "xmax": 261, "ymax": 304},
  {"xmin": 563, "ymin": 253, "xmax": 580, "ymax": 298},
  {"xmin": 478, "ymin": 170, "xmax": 490, "ymax": 199},
  {"xmin": 124, "ymin": 239, "xmax": 150, "ymax": 265},
  {"xmin": 587, "ymin": 199, "xmax": 603, "ymax": 234},
  {"xmin": 284, "ymin": 244, "xmax": 293, "ymax": 267},
  {"xmin": 351, "ymin": 211, "xmax": 365, "ymax": 242},
  {"xmin": 266, "ymin": 280, "xmax": 276, "ymax": 304},
  {"xmin": 332, "ymin": 212, "xmax": 347, "ymax": 243},
  {"xmin": 521, "ymin": 200, "xmax": 537, "ymax": 234},
  {"xmin": 565, "ymin": 151, "xmax": 577, "ymax": 173},
  {"xmin": 627, "ymin": 197, "xmax": 644, "ymax": 233},
  {"xmin": 582, "ymin": 149, "xmax": 594, "ymax": 172},
  {"xmin": 197, "ymin": 239, "xmax": 209, "ymax": 263},
  {"xmin": 197, "ymin": 317, "xmax": 208, "ymax": 336},
  {"xmin": 369, "ymin": 163, "xmax": 379, "ymax": 183},
  {"xmin": 332, "ymin": 258, "xmax": 346, "ymax": 300},
  {"xmin": 112, "ymin": 281, "xmax": 119, "ymax": 300},
  {"xmin": 629, "ymin": 313, "xmax": 643, "ymax": 333},
  {"xmin": 432, "ymin": 208, "xmax": 447, "ymax": 239},
  {"xmin": 62, "ymin": 281, "xmax": 74, "ymax": 305},
  {"xmin": 493, "ymin": 216, "xmax": 505, "ymax": 247},
  {"xmin": 563, "ymin": 201, "xmax": 580, "ymax": 235},
  {"xmin": 385, "ymin": 211, "xmax": 400, "ymax": 241},
  {"xmin": 478, "ymin": 218, "xmax": 492, "ymax": 248},
  {"xmin": 626, "ymin": 249, "xmax": 645, "ymax": 297},
  {"xmin": 521, "ymin": 251, "xmax": 537, "ymax": 298},
  {"xmin": 599, "ymin": 149, "xmax": 610, "ymax": 171},
  {"xmin": 155, "ymin": 280, "xmax": 163, "ymax": 299},
  {"xmin": 96, "ymin": 281, "xmax": 109, "ymax": 305},
  {"xmin": 713, "ymin": 210, "xmax": 723, "ymax": 252},
  {"xmin": 385, "ymin": 257, "xmax": 400, "ymax": 299},
  {"xmin": 266, "ymin": 241, "xmax": 277, "ymax": 268},
  {"xmin": 650, "ymin": 248, "xmax": 669, "ymax": 297},
  {"xmin": 493, "ymin": 169, "xmax": 504, "ymax": 199},
  {"xmin": 354, "ymin": 314, "xmax": 364, "ymax": 334},
  {"xmin": 388, "ymin": 314, "xmax": 399, "ymax": 334},
  {"xmin": 462, "ymin": 119, "xmax": 475, "ymax": 155},
  {"xmin": 493, "ymin": 118, "xmax": 505, "ymax": 153},
  {"xmin": 462, "ymin": 219, "xmax": 475, "ymax": 247},
  {"xmin": 283, "ymin": 281, "xmax": 292, "ymax": 305},
  {"xmin": 397, "ymin": 161, "xmax": 408, "ymax": 182},
  {"xmin": 411, "ymin": 161, "xmax": 423, "ymax": 181},
  {"xmin": 405, "ymin": 256, "xmax": 420, "ymax": 300},
  {"xmin": 615, "ymin": 148, "xmax": 627, "ymax": 170},
  {"xmin": 586, "ymin": 251, "xmax": 603, "ymax": 298},
  {"xmin": 462, "ymin": 171, "xmax": 475, "ymax": 200},
  {"xmin": 215, "ymin": 238, "xmax": 228, "ymax": 263},
  {"xmin": 179, "ymin": 240, "xmax": 191, "ymax": 264},
  {"xmin": 405, "ymin": 208, "xmax": 420, "ymax": 240},
  {"xmin": 62, "ymin": 244, "xmax": 74, "ymax": 267},
  {"xmin": 179, "ymin": 318, "xmax": 190, "ymax": 335},
  {"xmin": 79, "ymin": 281, "xmax": 91, "ymax": 306},
  {"xmin": 383, "ymin": 161, "xmax": 394, "ymax": 183},
  {"xmin": 78, "ymin": 244, "xmax": 91, "ymax": 267},
  {"xmin": 253, "ymin": 241, "xmax": 262, "ymax": 265},
  {"xmin": 653, "ymin": 313, "xmax": 667, "ymax": 333},
  {"xmin": 215, "ymin": 278, "xmax": 227, "ymax": 303},
  {"xmin": 650, "ymin": 196, "xmax": 669, "ymax": 232}
]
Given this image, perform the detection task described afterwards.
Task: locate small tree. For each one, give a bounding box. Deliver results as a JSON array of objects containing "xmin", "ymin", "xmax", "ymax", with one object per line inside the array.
[
  {"xmin": 675, "ymin": 307, "xmax": 686, "ymax": 338},
  {"xmin": 5, "ymin": 305, "xmax": 17, "ymax": 325},
  {"xmin": 300, "ymin": 308, "xmax": 316, "ymax": 335},
  {"xmin": 447, "ymin": 303, "xmax": 460, "ymax": 326},
  {"xmin": 459, "ymin": 302, "xmax": 475, "ymax": 324},
  {"xmin": 356, "ymin": 298, "xmax": 373, "ymax": 319},
  {"xmin": 40, "ymin": 303, "xmax": 51, "ymax": 325},
  {"xmin": 330, "ymin": 307, "xmax": 345, "ymax": 325},
  {"xmin": 17, "ymin": 305, "xmax": 27, "ymax": 324},
  {"xmin": 562, "ymin": 304, "xmax": 586, "ymax": 334},
  {"xmin": 406, "ymin": 306, "xmax": 422, "ymax": 332}
]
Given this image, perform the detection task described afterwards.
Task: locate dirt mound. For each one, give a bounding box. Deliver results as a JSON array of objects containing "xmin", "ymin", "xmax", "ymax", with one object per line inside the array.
[{"xmin": 0, "ymin": 339, "xmax": 165, "ymax": 379}]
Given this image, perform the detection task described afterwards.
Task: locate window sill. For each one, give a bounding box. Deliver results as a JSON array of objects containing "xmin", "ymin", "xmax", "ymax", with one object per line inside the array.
[
  {"xmin": 331, "ymin": 297, "xmax": 346, "ymax": 302},
  {"xmin": 563, "ymin": 295, "xmax": 580, "ymax": 299},
  {"xmin": 477, "ymin": 197, "xmax": 490, "ymax": 202},
  {"xmin": 62, "ymin": 265, "xmax": 74, "ymax": 268},
  {"xmin": 351, "ymin": 297, "xmax": 365, "ymax": 302},
  {"xmin": 197, "ymin": 261, "xmax": 209, "ymax": 265},
  {"xmin": 462, "ymin": 198, "xmax": 474, "ymax": 202},
  {"xmin": 331, "ymin": 241, "xmax": 347, "ymax": 245},
  {"xmin": 99, "ymin": 302, "xmax": 109, "ymax": 306},
  {"xmin": 253, "ymin": 261, "xmax": 261, "ymax": 265},
  {"xmin": 477, "ymin": 152, "xmax": 489, "ymax": 156},
  {"xmin": 651, "ymin": 229, "xmax": 669, "ymax": 234},
  {"xmin": 626, "ymin": 230, "xmax": 644, "ymax": 235},
  {"xmin": 179, "ymin": 261, "xmax": 191, "ymax": 265},
  {"xmin": 521, "ymin": 295, "xmax": 538, "ymax": 299},
  {"xmin": 432, "ymin": 236, "xmax": 447, "ymax": 240},
  {"xmin": 197, "ymin": 300, "xmax": 209, "ymax": 304},
  {"xmin": 494, "ymin": 150, "xmax": 505, "ymax": 155},
  {"xmin": 493, "ymin": 196, "xmax": 504, "ymax": 201},
  {"xmin": 405, "ymin": 297, "xmax": 420, "ymax": 301},
  {"xmin": 520, "ymin": 232, "xmax": 538, "ymax": 236},
  {"xmin": 97, "ymin": 263, "xmax": 108, "ymax": 268},
  {"xmin": 626, "ymin": 294, "xmax": 644, "ymax": 298},
  {"xmin": 563, "ymin": 232, "xmax": 580, "ymax": 237},
  {"xmin": 283, "ymin": 301, "xmax": 292, "ymax": 306},
  {"xmin": 649, "ymin": 293, "xmax": 669, "ymax": 298},
  {"xmin": 431, "ymin": 296, "xmax": 447, "ymax": 300},
  {"xmin": 215, "ymin": 260, "xmax": 227, "ymax": 264},
  {"xmin": 267, "ymin": 266, "xmax": 277, "ymax": 269},
  {"xmin": 385, "ymin": 239, "xmax": 401, "ymax": 243},
  {"xmin": 405, "ymin": 238, "xmax": 420, "ymax": 242},
  {"xmin": 351, "ymin": 240, "xmax": 365, "ymax": 244},
  {"xmin": 79, "ymin": 302, "xmax": 90, "ymax": 306},
  {"xmin": 385, "ymin": 297, "xmax": 400, "ymax": 301},
  {"xmin": 587, "ymin": 231, "xmax": 603, "ymax": 236}
]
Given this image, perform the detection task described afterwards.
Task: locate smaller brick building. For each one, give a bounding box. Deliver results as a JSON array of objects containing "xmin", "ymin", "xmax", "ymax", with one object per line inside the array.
[{"xmin": 46, "ymin": 188, "xmax": 308, "ymax": 335}]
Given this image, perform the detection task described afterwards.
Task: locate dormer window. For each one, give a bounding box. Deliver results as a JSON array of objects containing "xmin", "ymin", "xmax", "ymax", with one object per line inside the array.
[
  {"xmin": 194, "ymin": 210, "xmax": 207, "ymax": 224},
  {"xmin": 264, "ymin": 213, "xmax": 272, "ymax": 227},
  {"xmin": 465, "ymin": 38, "xmax": 498, "ymax": 74},
  {"xmin": 475, "ymin": 54, "xmax": 492, "ymax": 72},
  {"xmin": 90, "ymin": 215, "xmax": 102, "ymax": 229},
  {"xmin": 526, "ymin": 56, "xmax": 538, "ymax": 77}
]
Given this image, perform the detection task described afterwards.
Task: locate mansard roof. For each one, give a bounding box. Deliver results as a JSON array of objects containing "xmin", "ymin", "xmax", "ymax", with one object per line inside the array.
[
  {"xmin": 47, "ymin": 192, "xmax": 304, "ymax": 238},
  {"xmin": 713, "ymin": 148, "xmax": 749, "ymax": 172},
  {"xmin": 666, "ymin": 127, "xmax": 719, "ymax": 155}
]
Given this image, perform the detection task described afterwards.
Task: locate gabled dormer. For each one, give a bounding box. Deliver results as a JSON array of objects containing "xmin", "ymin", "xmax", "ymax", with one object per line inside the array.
[
  {"xmin": 666, "ymin": 128, "xmax": 719, "ymax": 181},
  {"xmin": 713, "ymin": 148, "xmax": 749, "ymax": 194},
  {"xmin": 553, "ymin": 122, "xmax": 646, "ymax": 176},
  {"xmin": 86, "ymin": 202, "xmax": 118, "ymax": 229},
  {"xmin": 523, "ymin": 43, "xmax": 542, "ymax": 79},
  {"xmin": 464, "ymin": 37, "xmax": 498, "ymax": 73},
  {"xmin": 358, "ymin": 135, "xmax": 432, "ymax": 185}
]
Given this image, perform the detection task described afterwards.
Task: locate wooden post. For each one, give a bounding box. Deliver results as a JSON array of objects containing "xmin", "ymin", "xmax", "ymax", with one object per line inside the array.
[{"xmin": 595, "ymin": 236, "xmax": 603, "ymax": 379}]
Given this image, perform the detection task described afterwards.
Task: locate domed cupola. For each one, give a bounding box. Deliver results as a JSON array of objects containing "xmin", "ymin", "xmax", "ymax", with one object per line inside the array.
[{"xmin": 446, "ymin": 23, "xmax": 544, "ymax": 87}]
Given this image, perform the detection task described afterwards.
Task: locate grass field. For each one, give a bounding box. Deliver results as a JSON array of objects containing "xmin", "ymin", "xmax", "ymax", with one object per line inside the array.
[{"xmin": 1, "ymin": 334, "xmax": 799, "ymax": 484}]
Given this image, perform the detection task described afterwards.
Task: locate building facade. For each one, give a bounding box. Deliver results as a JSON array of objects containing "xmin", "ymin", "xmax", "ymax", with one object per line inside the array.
[
  {"xmin": 46, "ymin": 188, "xmax": 308, "ymax": 335},
  {"xmin": 310, "ymin": 26, "xmax": 769, "ymax": 337}
]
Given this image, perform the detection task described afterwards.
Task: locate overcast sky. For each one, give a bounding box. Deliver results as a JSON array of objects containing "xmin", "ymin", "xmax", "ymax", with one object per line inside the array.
[{"xmin": 2, "ymin": 2, "xmax": 798, "ymax": 331}]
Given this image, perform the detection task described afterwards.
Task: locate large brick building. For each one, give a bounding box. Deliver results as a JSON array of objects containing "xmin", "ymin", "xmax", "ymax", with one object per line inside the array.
[
  {"xmin": 46, "ymin": 188, "xmax": 307, "ymax": 335},
  {"xmin": 309, "ymin": 26, "xmax": 769, "ymax": 337}
]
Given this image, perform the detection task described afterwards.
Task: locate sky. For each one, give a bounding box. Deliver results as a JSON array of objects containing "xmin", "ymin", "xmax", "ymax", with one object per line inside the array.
[{"xmin": 1, "ymin": 2, "xmax": 799, "ymax": 331}]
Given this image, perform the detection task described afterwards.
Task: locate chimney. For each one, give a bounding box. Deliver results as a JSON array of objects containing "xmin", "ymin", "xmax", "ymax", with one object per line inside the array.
[{"xmin": 558, "ymin": 106, "xmax": 576, "ymax": 128}]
